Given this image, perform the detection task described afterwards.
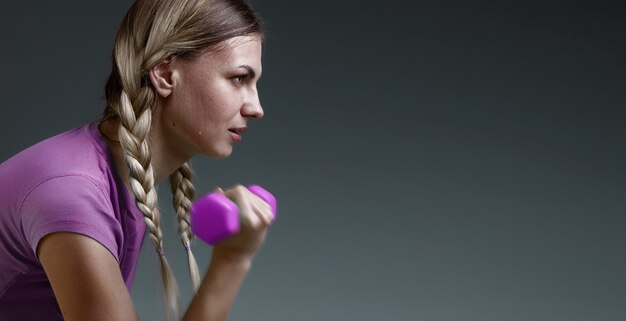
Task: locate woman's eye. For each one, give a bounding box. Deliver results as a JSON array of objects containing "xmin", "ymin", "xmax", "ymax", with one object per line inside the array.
[{"xmin": 233, "ymin": 75, "xmax": 246, "ymax": 84}]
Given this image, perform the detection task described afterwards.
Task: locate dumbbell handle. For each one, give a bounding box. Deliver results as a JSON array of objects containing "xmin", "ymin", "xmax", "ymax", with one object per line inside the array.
[{"xmin": 190, "ymin": 185, "xmax": 277, "ymax": 245}]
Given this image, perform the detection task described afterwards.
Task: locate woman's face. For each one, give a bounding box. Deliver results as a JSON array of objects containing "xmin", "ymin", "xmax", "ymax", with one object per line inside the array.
[{"xmin": 156, "ymin": 35, "xmax": 263, "ymax": 160}]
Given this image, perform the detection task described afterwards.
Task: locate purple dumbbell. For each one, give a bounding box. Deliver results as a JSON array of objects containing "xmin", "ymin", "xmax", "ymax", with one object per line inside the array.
[{"xmin": 190, "ymin": 184, "xmax": 277, "ymax": 245}]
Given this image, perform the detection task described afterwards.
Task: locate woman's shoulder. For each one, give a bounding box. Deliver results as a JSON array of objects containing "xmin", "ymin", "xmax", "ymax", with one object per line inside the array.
[
  {"xmin": 0, "ymin": 124, "xmax": 134, "ymax": 292},
  {"xmin": 0, "ymin": 123, "xmax": 113, "ymax": 195}
]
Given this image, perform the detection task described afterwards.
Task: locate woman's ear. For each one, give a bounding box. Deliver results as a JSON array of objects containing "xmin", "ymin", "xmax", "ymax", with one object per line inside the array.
[{"xmin": 149, "ymin": 56, "xmax": 176, "ymax": 98}]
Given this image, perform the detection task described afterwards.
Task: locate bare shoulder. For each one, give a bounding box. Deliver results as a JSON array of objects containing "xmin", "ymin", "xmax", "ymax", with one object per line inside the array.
[{"xmin": 38, "ymin": 232, "xmax": 139, "ymax": 321}]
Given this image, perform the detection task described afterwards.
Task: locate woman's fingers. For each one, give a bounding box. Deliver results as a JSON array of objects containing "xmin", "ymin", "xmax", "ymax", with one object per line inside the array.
[
  {"xmin": 221, "ymin": 185, "xmax": 273, "ymax": 228},
  {"xmin": 210, "ymin": 184, "xmax": 274, "ymax": 258},
  {"xmin": 250, "ymin": 195, "xmax": 273, "ymax": 226}
]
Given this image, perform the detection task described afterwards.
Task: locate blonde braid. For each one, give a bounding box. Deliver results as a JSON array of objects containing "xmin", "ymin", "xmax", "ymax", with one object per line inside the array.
[
  {"xmin": 115, "ymin": 26, "xmax": 180, "ymax": 317},
  {"xmin": 117, "ymin": 89, "xmax": 180, "ymax": 320},
  {"xmin": 103, "ymin": 1, "xmax": 265, "ymax": 319},
  {"xmin": 170, "ymin": 162, "xmax": 201, "ymax": 293}
]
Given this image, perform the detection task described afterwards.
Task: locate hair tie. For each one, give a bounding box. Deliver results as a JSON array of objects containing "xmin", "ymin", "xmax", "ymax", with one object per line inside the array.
[
  {"xmin": 183, "ymin": 244, "xmax": 191, "ymax": 251},
  {"xmin": 157, "ymin": 247, "xmax": 165, "ymax": 257}
]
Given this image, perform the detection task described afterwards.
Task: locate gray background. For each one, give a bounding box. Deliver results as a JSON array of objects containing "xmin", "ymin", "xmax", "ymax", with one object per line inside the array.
[{"xmin": 1, "ymin": 1, "xmax": 625, "ymax": 320}]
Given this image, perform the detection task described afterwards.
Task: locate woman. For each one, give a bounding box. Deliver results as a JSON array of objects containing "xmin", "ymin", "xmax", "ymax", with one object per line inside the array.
[{"xmin": 0, "ymin": 0, "xmax": 273, "ymax": 320}]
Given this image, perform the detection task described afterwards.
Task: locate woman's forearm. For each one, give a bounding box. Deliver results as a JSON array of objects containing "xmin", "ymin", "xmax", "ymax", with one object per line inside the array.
[{"xmin": 181, "ymin": 252, "xmax": 252, "ymax": 321}]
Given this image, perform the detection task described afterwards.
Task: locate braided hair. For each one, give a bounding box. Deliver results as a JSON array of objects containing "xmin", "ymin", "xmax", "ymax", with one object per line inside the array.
[{"xmin": 102, "ymin": 0, "xmax": 262, "ymax": 319}]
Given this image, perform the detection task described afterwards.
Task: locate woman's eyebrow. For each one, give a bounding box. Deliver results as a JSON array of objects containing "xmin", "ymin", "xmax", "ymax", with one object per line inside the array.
[{"xmin": 237, "ymin": 64, "xmax": 257, "ymax": 78}]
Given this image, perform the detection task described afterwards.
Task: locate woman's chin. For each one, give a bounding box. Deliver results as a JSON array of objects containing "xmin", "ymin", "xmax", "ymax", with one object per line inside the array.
[{"xmin": 205, "ymin": 147, "xmax": 233, "ymax": 160}]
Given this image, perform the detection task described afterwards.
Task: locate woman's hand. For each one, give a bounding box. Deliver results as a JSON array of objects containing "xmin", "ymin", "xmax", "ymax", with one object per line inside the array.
[
  {"xmin": 210, "ymin": 185, "xmax": 274, "ymax": 262},
  {"xmin": 182, "ymin": 185, "xmax": 274, "ymax": 320}
]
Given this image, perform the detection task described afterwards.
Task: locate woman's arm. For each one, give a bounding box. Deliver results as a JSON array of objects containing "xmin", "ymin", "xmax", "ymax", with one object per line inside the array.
[
  {"xmin": 38, "ymin": 232, "xmax": 140, "ymax": 321},
  {"xmin": 182, "ymin": 252, "xmax": 252, "ymax": 321},
  {"xmin": 182, "ymin": 185, "xmax": 274, "ymax": 321},
  {"xmin": 39, "ymin": 232, "xmax": 258, "ymax": 321},
  {"xmin": 39, "ymin": 185, "xmax": 272, "ymax": 321}
]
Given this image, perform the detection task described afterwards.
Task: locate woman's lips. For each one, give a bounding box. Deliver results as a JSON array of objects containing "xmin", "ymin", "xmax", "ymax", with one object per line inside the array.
[
  {"xmin": 228, "ymin": 127, "xmax": 245, "ymax": 142},
  {"xmin": 229, "ymin": 127, "xmax": 247, "ymax": 134}
]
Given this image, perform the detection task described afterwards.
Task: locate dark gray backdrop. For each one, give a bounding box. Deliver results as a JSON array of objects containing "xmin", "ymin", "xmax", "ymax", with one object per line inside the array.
[{"xmin": 1, "ymin": 1, "xmax": 625, "ymax": 320}]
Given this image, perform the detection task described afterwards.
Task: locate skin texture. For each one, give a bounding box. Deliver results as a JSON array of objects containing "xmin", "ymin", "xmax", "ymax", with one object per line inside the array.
[
  {"xmin": 38, "ymin": 233, "xmax": 139, "ymax": 321},
  {"xmin": 38, "ymin": 35, "xmax": 273, "ymax": 321},
  {"xmin": 150, "ymin": 35, "xmax": 264, "ymax": 178}
]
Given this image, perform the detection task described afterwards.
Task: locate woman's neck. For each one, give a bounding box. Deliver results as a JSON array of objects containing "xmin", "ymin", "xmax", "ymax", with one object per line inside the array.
[{"xmin": 98, "ymin": 119, "xmax": 188, "ymax": 185}]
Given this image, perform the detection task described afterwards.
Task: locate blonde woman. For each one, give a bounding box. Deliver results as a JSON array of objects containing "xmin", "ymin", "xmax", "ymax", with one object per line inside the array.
[{"xmin": 0, "ymin": 0, "xmax": 273, "ymax": 320}]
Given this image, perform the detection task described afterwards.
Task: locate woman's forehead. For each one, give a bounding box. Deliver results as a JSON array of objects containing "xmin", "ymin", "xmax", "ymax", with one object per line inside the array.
[{"xmin": 201, "ymin": 36, "xmax": 263, "ymax": 70}]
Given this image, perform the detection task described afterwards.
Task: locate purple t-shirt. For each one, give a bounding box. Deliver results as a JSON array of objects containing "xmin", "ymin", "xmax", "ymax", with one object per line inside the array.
[{"xmin": 0, "ymin": 123, "xmax": 146, "ymax": 320}]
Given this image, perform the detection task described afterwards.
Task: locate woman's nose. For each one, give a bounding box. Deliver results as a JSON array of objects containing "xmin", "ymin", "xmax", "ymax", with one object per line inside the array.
[{"xmin": 242, "ymin": 91, "xmax": 264, "ymax": 119}]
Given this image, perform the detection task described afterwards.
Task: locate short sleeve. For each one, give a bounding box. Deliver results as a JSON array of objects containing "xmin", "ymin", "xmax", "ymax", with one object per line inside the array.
[{"xmin": 19, "ymin": 175, "xmax": 122, "ymax": 262}]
